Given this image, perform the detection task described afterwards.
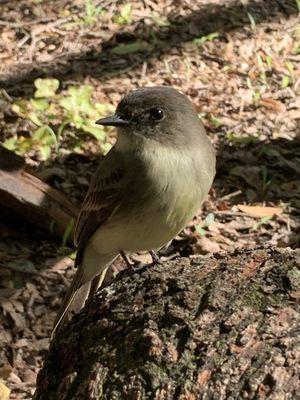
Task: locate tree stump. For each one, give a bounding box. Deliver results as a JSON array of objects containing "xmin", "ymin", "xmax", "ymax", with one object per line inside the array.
[{"xmin": 34, "ymin": 247, "xmax": 300, "ymax": 400}]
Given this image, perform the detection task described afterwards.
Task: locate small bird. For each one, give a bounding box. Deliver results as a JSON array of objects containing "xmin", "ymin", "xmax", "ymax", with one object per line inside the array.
[{"xmin": 53, "ymin": 86, "xmax": 216, "ymax": 336}]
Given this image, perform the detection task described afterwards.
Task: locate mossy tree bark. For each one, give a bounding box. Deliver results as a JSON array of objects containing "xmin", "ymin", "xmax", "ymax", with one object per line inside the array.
[{"xmin": 35, "ymin": 247, "xmax": 300, "ymax": 400}]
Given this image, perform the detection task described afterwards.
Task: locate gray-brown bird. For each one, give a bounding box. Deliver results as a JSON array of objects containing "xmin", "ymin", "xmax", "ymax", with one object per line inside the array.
[{"xmin": 53, "ymin": 86, "xmax": 216, "ymax": 336}]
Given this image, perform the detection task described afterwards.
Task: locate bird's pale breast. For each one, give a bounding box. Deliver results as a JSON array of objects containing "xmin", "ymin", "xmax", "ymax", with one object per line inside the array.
[{"xmin": 90, "ymin": 143, "xmax": 210, "ymax": 253}]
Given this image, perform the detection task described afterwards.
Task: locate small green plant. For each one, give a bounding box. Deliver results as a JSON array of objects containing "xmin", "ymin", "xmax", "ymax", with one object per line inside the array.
[
  {"xmin": 193, "ymin": 32, "xmax": 219, "ymax": 46},
  {"xmin": 150, "ymin": 12, "xmax": 170, "ymax": 27},
  {"xmin": 111, "ymin": 40, "xmax": 149, "ymax": 55},
  {"xmin": 247, "ymin": 11, "xmax": 256, "ymax": 33},
  {"xmin": 195, "ymin": 213, "xmax": 215, "ymax": 237},
  {"xmin": 247, "ymin": 11, "xmax": 256, "ymax": 32},
  {"xmin": 281, "ymin": 75, "xmax": 290, "ymax": 88},
  {"xmin": 59, "ymin": 85, "xmax": 107, "ymax": 140},
  {"xmin": 114, "ymin": 4, "xmax": 132, "ymax": 25},
  {"xmin": 3, "ymin": 126, "xmax": 57, "ymax": 160},
  {"xmin": 285, "ymin": 61, "xmax": 295, "ymax": 83},
  {"xmin": 256, "ymin": 54, "xmax": 268, "ymax": 87},
  {"xmin": 246, "ymin": 77, "xmax": 261, "ymax": 105},
  {"xmin": 34, "ymin": 78, "xmax": 59, "ymax": 97},
  {"xmin": 2, "ymin": 78, "xmax": 113, "ymax": 160},
  {"xmin": 226, "ymin": 131, "xmax": 259, "ymax": 144},
  {"xmin": 296, "ymin": 0, "xmax": 300, "ymax": 13},
  {"xmin": 292, "ymin": 25, "xmax": 300, "ymax": 54},
  {"xmin": 281, "ymin": 61, "xmax": 295, "ymax": 88},
  {"xmin": 209, "ymin": 114, "xmax": 223, "ymax": 127},
  {"xmin": 265, "ymin": 55, "xmax": 273, "ymax": 70},
  {"xmin": 260, "ymin": 166, "xmax": 272, "ymax": 199},
  {"xmin": 62, "ymin": 218, "xmax": 75, "ymax": 247},
  {"xmin": 251, "ymin": 216, "xmax": 273, "ymax": 231},
  {"xmin": 82, "ymin": 0, "xmax": 103, "ymax": 26}
]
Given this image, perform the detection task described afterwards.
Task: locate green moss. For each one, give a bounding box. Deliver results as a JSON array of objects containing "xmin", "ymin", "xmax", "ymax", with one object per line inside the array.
[
  {"xmin": 242, "ymin": 284, "xmax": 267, "ymax": 310},
  {"xmin": 241, "ymin": 283, "xmax": 286, "ymax": 310},
  {"xmin": 287, "ymin": 267, "xmax": 300, "ymax": 290},
  {"xmin": 140, "ymin": 362, "xmax": 169, "ymax": 388}
]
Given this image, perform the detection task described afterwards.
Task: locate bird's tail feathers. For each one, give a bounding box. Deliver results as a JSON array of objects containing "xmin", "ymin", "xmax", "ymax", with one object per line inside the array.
[
  {"xmin": 52, "ymin": 250, "xmax": 116, "ymax": 339},
  {"xmin": 51, "ymin": 267, "xmax": 86, "ymax": 339}
]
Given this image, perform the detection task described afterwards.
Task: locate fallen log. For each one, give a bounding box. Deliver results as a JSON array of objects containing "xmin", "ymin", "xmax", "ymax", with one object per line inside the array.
[
  {"xmin": 0, "ymin": 146, "xmax": 79, "ymax": 239},
  {"xmin": 34, "ymin": 247, "xmax": 300, "ymax": 399}
]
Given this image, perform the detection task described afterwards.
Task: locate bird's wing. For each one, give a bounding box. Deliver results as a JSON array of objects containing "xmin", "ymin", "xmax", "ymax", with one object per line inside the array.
[{"xmin": 73, "ymin": 150, "xmax": 126, "ymax": 267}]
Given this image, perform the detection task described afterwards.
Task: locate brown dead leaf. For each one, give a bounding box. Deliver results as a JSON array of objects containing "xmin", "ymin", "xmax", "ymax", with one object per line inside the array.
[
  {"xmin": 0, "ymin": 365, "xmax": 12, "ymax": 380},
  {"xmin": 260, "ymin": 98, "xmax": 286, "ymax": 113},
  {"xmin": 45, "ymin": 256, "xmax": 74, "ymax": 272},
  {"xmin": 237, "ymin": 205, "xmax": 283, "ymax": 218},
  {"xmin": 242, "ymin": 259, "xmax": 262, "ymax": 278},
  {"xmin": 288, "ymin": 109, "xmax": 300, "ymax": 120},
  {"xmin": 22, "ymin": 369, "xmax": 37, "ymax": 384},
  {"xmin": 0, "ymin": 299, "xmax": 26, "ymax": 331},
  {"xmin": 196, "ymin": 237, "xmax": 221, "ymax": 254},
  {"xmin": 197, "ymin": 369, "xmax": 212, "ymax": 386}
]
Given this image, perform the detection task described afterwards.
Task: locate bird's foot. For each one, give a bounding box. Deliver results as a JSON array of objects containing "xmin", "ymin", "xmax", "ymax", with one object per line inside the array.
[
  {"xmin": 149, "ymin": 250, "xmax": 163, "ymax": 265},
  {"xmin": 120, "ymin": 251, "xmax": 136, "ymax": 271}
]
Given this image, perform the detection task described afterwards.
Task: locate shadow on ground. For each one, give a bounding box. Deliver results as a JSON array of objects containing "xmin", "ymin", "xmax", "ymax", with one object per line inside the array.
[{"xmin": 0, "ymin": 0, "xmax": 297, "ymax": 96}]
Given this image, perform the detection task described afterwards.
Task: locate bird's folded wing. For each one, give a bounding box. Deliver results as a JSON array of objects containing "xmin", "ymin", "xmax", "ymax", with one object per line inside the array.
[{"xmin": 73, "ymin": 151, "xmax": 125, "ymax": 267}]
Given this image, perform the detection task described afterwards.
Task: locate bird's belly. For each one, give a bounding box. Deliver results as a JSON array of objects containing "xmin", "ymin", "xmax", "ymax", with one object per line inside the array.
[
  {"xmin": 90, "ymin": 147, "xmax": 209, "ymax": 254},
  {"xmin": 90, "ymin": 187, "xmax": 201, "ymax": 253}
]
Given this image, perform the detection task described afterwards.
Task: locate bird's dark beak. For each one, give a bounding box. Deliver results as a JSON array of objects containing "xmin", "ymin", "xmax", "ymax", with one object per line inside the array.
[{"xmin": 96, "ymin": 114, "xmax": 129, "ymax": 127}]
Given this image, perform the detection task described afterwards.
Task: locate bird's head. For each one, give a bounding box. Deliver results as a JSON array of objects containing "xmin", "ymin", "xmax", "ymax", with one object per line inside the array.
[{"xmin": 96, "ymin": 87, "xmax": 207, "ymax": 148}]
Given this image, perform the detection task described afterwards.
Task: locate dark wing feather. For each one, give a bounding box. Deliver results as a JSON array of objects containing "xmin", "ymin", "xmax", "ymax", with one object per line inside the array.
[{"xmin": 73, "ymin": 153, "xmax": 125, "ymax": 267}]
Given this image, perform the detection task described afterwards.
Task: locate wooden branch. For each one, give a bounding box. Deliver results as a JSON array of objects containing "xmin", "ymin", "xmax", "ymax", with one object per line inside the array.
[
  {"xmin": 34, "ymin": 247, "xmax": 300, "ymax": 399},
  {"xmin": 0, "ymin": 146, "xmax": 79, "ymax": 238}
]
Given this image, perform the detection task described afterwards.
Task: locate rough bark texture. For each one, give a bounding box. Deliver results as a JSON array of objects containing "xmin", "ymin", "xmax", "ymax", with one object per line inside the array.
[
  {"xmin": 35, "ymin": 247, "xmax": 300, "ymax": 400},
  {"xmin": 0, "ymin": 146, "xmax": 79, "ymax": 238}
]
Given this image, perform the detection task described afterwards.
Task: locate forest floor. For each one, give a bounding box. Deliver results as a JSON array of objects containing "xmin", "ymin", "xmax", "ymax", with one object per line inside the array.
[{"xmin": 0, "ymin": 0, "xmax": 299, "ymax": 399}]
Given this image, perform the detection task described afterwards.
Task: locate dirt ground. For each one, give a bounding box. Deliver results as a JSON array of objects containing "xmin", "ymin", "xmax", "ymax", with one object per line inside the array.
[{"xmin": 0, "ymin": 0, "xmax": 299, "ymax": 399}]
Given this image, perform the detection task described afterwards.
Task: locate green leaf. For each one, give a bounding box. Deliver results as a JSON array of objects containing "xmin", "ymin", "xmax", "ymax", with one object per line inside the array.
[
  {"xmin": 28, "ymin": 111, "xmax": 43, "ymax": 126},
  {"xmin": 32, "ymin": 125, "xmax": 58, "ymax": 159},
  {"xmin": 30, "ymin": 98, "xmax": 49, "ymax": 111},
  {"xmin": 204, "ymin": 213, "xmax": 215, "ymax": 227},
  {"xmin": 111, "ymin": 41, "xmax": 147, "ymax": 55},
  {"xmin": 94, "ymin": 102, "xmax": 114, "ymax": 114},
  {"xmin": 210, "ymin": 114, "xmax": 222, "ymax": 127},
  {"xmin": 195, "ymin": 225, "xmax": 206, "ymax": 237},
  {"xmin": 246, "ymin": 77, "xmax": 253, "ymax": 90},
  {"xmin": 193, "ymin": 32, "xmax": 219, "ymax": 46},
  {"xmin": 2, "ymin": 136, "xmax": 18, "ymax": 151},
  {"xmin": 86, "ymin": 0, "xmax": 95, "ymax": 17},
  {"xmin": 251, "ymin": 215, "xmax": 273, "ymax": 231},
  {"xmin": 57, "ymin": 120, "xmax": 70, "ymax": 139},
  {"xmin": 59, "ymin": 85, "xmax": 94, "ymax": 116},
  {"xmin": 39, "ymin": 145, "xmax": 52, "ymax": 160},
  {"xmin": 2, "ymin": 135, "xmax": 33, "ymax": 155},
  {"xmin": 81, "ymin": 121, "xmax": 106, "ymax": 140},
  {"xmin": 247, "ymin": 12, "xmax": 256, "ymax": 31},
  {"xmin": 34, "ymin": 78, "xmax": 59, "ymax": 98},
  {"xmin": 62, "ymin": 218, "xmax": 75, "ymax": 246},
  {"xmin": 33, "ymin": 125, "xmax": 57, "ymax": 146},
  {"xmin": 281, "ymin": 76, "xmax": 290, "ymax": 88},
  {"xmin": 265, "ymin": 55, "xmax": 272, "ymax": 70},
  {"xmin": 114, "ymin": 4, "xmax": 132, "ymax": 25},
  {"xmin": 59, "ymin": 96, "xmax": 75, "ymax": 113},
  {"xmin": 72, "ymin": 115, "xmax": 84, "ymax": 129},
  {"xmin": 11, "ymin": 100, "xmax": 29, "ymax": 117},
  {"xmin": 100, "ymin": 142, "xmax": 112, "ymax": 154}
]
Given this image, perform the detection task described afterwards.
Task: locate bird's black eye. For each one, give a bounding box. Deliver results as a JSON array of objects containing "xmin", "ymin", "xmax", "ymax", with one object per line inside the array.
[{"xmin": 149, "ymin": 107, "xmax": 165, "ymax": 121}]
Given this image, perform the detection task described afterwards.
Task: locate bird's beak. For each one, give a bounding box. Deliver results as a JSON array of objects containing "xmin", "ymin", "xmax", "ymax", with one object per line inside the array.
[{"xmin": 96, "ymin": 114, "xmax": 129, "ymax": 127}]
